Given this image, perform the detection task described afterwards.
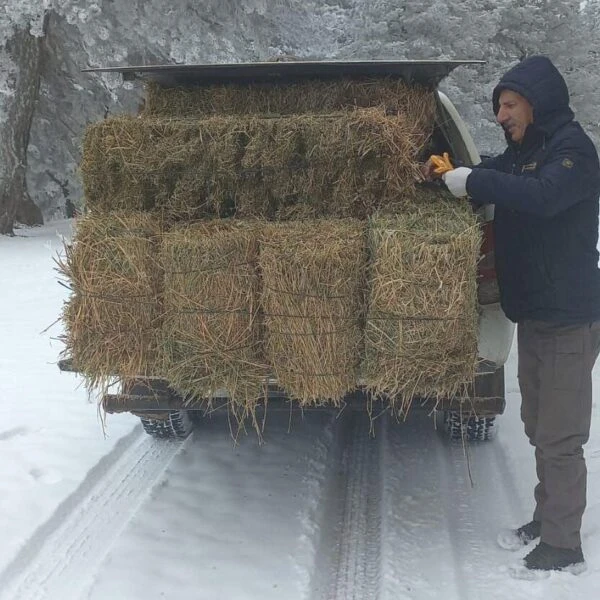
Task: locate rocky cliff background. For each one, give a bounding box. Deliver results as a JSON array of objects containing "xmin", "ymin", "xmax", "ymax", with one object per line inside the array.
[{"xmin": 1, "ymin": 0, "xmax": 598, "ymax": 229}]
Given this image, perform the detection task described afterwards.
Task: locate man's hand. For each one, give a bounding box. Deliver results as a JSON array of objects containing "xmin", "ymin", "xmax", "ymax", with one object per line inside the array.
[
  {"xmin": 430, "ymin": 152, "xmax": 454, "ymax": 175},
  {"xmin": 421, "ymin": 153, "xmax": 454, "ymax": 181},
  {"xmin": 420, "ymin": 158, "xmax": 438, "ymax": 181},
  {"xmin": 442, "ymin": 167, "xmax": 472, "ymax": 197}
]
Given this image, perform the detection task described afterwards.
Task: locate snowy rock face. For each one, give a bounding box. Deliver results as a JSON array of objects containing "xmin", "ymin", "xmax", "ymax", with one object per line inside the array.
[{"xmin": 0, "ymin": 1, "xmax": 598, "ymax": 219}]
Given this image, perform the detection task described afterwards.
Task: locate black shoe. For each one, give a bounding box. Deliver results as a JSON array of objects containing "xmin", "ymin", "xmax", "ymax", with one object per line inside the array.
[
  {"xmin": 524, "ymin": 541, "xmax": 585, "ymax": 572},
  {"xmin": 497, "ymin": 520, "xmax": 541, "ymax": 550}
]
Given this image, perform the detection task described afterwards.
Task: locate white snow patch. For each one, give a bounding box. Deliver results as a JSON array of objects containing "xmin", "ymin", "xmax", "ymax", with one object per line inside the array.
[{"xmin": 1, "ymin": 221, "xmax": 600, "ymax": 600}]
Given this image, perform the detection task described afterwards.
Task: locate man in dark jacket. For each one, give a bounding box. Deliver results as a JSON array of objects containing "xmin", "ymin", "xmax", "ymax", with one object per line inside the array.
[{"xmin": 442, "ymin": 56, "xmax": 600, "ymax": 576}]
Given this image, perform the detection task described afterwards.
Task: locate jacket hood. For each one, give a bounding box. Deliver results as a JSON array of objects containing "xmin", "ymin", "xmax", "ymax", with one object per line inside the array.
[{"xmin": 492, "ymin": 56, "xmax": 574, "ymax": 136}]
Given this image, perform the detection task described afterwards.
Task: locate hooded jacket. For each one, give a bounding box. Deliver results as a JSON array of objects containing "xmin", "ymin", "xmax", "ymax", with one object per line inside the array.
[{"xmin": 467, "ymin": 56, "xmax": 600, "ymax": 324}]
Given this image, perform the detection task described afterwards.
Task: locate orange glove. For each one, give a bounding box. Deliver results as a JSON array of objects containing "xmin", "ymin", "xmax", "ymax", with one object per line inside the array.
[{"xmin": 429, "ymin": 152, "xmax": 454, "ymax": 175}]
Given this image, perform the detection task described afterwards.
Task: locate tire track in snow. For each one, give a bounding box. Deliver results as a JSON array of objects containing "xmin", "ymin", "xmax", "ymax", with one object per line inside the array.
[
  {"xmin": 310, "ymin": 412, "xmax": 383, "ymax": 600},
  {"xmin": 379, "ymin": 413, "xmax": 463, "ymax": 600},
  {"xmin": 378, "ymin": 412, "xmax": 526, "ymax": 600},
  {"xmin": 0, "ymin": 426, "xmax": 186, "ymax": 600},
  {"xmin": 433, "ymin": 425, "xmax": 524, "ymax": 599}
]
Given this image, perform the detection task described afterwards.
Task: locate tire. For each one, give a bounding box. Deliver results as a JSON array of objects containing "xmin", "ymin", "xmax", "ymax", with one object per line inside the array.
[
  {"xmin": 187, "ymin": 409, "xmax": 205, "ymax": 425},
  {"xmin": 140, "ymin": 410, "xmax": 194, "ymax": 439},
  {"xmin": 443, "ymin": 410, "xmax": 498, "ymax": 442}
]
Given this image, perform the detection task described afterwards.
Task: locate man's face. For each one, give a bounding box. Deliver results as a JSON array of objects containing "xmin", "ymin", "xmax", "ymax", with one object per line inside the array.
[{"xmin": 496, "ymin": 90, "xmax": 534, "ymax": 144}]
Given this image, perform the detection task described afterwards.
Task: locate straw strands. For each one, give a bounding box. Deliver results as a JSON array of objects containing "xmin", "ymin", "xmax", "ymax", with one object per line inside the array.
[
  {"xmin": 81, "ymin": 117, "xmax": 242, "ymax": 218},
  {"xmin": 160, "ymin": 221, "xmax": 268, "ymax": 417},
  {"xmin": 259, "ymin": 220, "xmax": 367, "ymax": 405},
  {"xmin": 58, "ymin": 212, "xmax": 163, "ymax": 388},
  {"xmin": 143, "ymin": 78, "xmax": 436, "ymax": 123},
  {"xmin": 363, "ymin": 200, "xmax": 481, "ymax": 414},
  {"xmin": 239, "ymin": 108, "xmax": 431, "ymax": 220},
  {"xmin": 81, "ymin": 109, "xmax": 434, "ymax": 220}
]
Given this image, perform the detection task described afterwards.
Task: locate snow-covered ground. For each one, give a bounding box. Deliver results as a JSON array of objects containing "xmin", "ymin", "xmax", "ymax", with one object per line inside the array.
[{"xmin": 2, "ymin": 220, "xmax": 600, "ymax": 600}]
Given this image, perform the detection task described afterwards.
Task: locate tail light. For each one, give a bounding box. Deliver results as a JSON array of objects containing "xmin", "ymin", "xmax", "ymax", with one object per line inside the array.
[{"xmin": 478, "ymin": 221, "xmax": 500, "ymax": 305}]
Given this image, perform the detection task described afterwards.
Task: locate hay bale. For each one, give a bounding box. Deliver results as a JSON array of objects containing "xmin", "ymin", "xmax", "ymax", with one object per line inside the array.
[
  {"xmin": 363, "ymin": 199, "xmax": 481, "ymax": 413},
  {"xmin": 143, "ymin": 78, "xmax": 436, "ymax": 124},
  {"xmin": 161, "ymin": 220, "xmax": 267, "ymax": 417},
  {"xmin": 239, "ymin": 109, "xmax": 430, "ymax": 220},
  {"xmin": 58, "ymin": 212, "xmax": 163, "ymax": 387},
  {"xmin": 260, "ymin": 220, "xmax": 367, "ymax": 404},
  {"xmin": 82, "ymin": 110, "xmax": 431, "ymax": 219},
  {"xmin": 81, "ymin": 116, "xmax": 245, "ymax": 218}
]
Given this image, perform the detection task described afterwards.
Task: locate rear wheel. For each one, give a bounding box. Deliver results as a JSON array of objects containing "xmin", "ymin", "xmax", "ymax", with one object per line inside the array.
[
  {"xmin": 187, "ymin": 409, "xmax": 205, "ymax": 425},
  {"xmin": 443, "ymin": 411, "xmax": 498, "ymax": 442},
  {"xmin": 140, "ymin": 410, "xmax": 194, "ymax": 439}
]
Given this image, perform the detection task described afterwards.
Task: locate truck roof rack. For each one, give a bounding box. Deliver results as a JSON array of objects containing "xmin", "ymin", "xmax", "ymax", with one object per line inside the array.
[{"xmin": 82, "ymin": 59, "xmax": 485, "ymax": 88}]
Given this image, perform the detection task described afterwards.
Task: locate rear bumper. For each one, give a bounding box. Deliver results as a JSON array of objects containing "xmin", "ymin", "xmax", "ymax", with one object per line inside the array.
[
  {"xmin": 59, "ymin": 357, "xmax": 505, "ymax": 417},
  {"xmin": 96, "ymin": 365, "xmax": 505, "ymax": 417}
]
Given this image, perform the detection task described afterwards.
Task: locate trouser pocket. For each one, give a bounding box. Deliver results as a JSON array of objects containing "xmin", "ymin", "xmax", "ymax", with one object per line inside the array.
[{"xmin": 553, "ymin": 327, "xmax": 585, "ymax": 391}]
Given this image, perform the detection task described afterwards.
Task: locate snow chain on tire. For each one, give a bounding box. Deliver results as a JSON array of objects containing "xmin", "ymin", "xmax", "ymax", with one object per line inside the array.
[
  {"xmin": 444, "ymin": 411, "xmax": 497, "ymax": 442},
  {"xmin": 140, "ymin": 411, "xmax": 194, "ymax": 439}
]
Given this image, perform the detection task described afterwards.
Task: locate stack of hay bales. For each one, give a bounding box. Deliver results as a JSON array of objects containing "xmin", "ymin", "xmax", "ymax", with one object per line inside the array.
[
  {"xmin": 82, "ymin": 80, "xmax": 436, "ymax": 221},
  {"xmin": 61, "ymin": 73, "xmax": 481, "ymax": 419}
]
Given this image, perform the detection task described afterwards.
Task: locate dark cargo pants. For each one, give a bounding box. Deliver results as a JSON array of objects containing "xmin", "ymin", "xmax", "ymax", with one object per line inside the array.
[{"xmin": 518, "ymin": 320, "xmax": 600, "ymax": 549}]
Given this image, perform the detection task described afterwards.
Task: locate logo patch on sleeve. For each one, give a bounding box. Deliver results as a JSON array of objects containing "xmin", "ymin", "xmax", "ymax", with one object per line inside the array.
[
  {"xmin": 521, "ymin": 162, "xmax": 537, "ymax": 172},
  {"xmin": 562, "ymin": 158, "xmax": 574, "ymax": 168}
]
